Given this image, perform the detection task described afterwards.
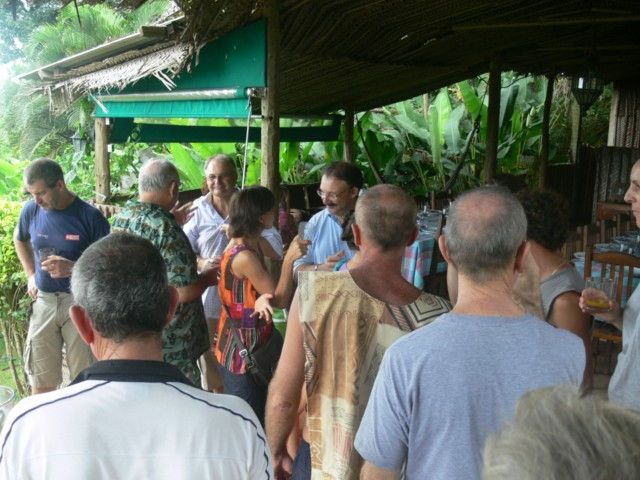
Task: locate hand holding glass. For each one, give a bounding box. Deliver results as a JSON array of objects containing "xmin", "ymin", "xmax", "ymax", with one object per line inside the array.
[
  {"xmin": 39, "ymin": 247, "xmax": 56, "ymax": 263},
  {"xmin": 584, "ymin": 277, "xmax": 615, "ymax": 313}
]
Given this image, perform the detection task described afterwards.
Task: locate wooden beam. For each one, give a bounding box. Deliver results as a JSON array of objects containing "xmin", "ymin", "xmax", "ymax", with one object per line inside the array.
[
  {"xmin": 485, "ymin": 57, "xmax": 501, "ymax": 183},
  {"xmin": 539, "ymin": 74, "xmax": 554, "ymax": 188},
  {"xmin": 94, "ymin": 117, "xmax": 111, "ymax": 204},
  {"xmin": 343, "ymin": 108, "xmax": 354, "ymax": 162},
  {"xmin": 261, "ymin": 0, "xmax": 281, "ymax": 199},
  {"xmin": 453, "ymin": 15, "xmax": 640, "ymax": 31}
]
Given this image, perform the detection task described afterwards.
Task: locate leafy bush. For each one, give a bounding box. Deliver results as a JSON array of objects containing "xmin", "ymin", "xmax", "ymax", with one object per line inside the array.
[{"xmin": 0, "ymin": 200, "xmax": 29, "ymax": 396}]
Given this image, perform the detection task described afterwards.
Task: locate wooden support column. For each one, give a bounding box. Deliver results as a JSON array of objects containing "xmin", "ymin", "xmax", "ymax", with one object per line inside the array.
[
  {"xmin": 343, "ymin": 108, "xmax": 354, "ymax": 162},
  {"xmin": 94, "ymin": 117, "xmax": 111, "ymax": 204},
  {"xmin": 539, "ymin": 74, "xmax": 554, "ymax": 188},
  {"xmin": 260, "ymin": 0, "xmax": 281, "ymax": 197},
  {"xmin": 485, "ymin": 57, "xmax": 501, "ymax": 183}
]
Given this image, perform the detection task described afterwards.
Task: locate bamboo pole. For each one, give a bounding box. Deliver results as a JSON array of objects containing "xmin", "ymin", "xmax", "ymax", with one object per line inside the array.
[
  {"xmin": 539, "ymin": 74, "xmax": 554, "ymax": 188},
  {"xmin": 94, "ymin": 117, "xmax": 111, "ymax": 204},
  {"xmin": 343, "ymin": 108, "xmax": 354, "ymax": 163},
  {"xmin": 485, "ymin": 57, "xmax": 501, "ymax": 183},
  {"xmin": 260, "ymin": 0, "xmax": 281, "ymax": 197}
]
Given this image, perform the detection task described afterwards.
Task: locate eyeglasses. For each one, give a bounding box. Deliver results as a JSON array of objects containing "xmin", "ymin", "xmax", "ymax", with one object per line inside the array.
[{"xmin": 316, "ymin": 189, "xmax": 346, "ymax": 201}]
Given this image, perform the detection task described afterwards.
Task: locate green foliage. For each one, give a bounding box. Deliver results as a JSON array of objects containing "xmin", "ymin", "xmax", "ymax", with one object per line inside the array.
[{"xmin": 0, "ymin": 200, "xmax": 29, "ymax": 396}]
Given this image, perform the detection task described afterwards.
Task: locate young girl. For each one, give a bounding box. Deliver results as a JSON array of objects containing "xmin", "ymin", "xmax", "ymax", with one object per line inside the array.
[{"xmin": 216, "ymin": 186, "xmax": 308, "ymax": 423}]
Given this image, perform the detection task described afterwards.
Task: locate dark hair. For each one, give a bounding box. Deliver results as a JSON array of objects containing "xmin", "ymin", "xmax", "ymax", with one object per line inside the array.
[
  {"xmin": 322, "ymin": 161, "xmax": 363, "ymax": 189},
  {"xmin": 24, "ymin": 158, "xmax": 64, "ymax": 187},
  {"xmin": 517, "ymin": 189, "xmax": 569, "ymax": 252},
  {"xmin": 70, "ymin": 233, "xmax": 170, "ymax": 342},
  {"xmin": 228, "ymin": 186, "xmax": 275, "ymax": 238},
  {"xmin": 340, "ymin": 210, "xmax": 358, "ymax": 251}
]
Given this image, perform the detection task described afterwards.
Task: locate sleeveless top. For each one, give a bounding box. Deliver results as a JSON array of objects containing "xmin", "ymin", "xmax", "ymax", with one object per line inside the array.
[
  {"xmin": 540, "ymin": 266, "xmax": 585, "ymax": 320},
  {"xmin": 298, "ymin": 270, "xmax": 451, "ymax": 479},
  {"xmin": 215, "ymin": 244, "xmax": 273, "ymax": 374}
]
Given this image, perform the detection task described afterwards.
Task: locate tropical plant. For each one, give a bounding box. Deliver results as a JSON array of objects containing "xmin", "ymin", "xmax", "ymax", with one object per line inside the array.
[{"xmin": 0, "ymin": 200, "xmax": 29, "ymax": 396}]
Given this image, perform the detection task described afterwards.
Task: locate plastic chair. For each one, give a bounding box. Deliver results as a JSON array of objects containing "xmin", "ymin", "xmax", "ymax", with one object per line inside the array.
[{"xmin": 584, "ymin": 247, "xmax": 640, "ymax": 374}]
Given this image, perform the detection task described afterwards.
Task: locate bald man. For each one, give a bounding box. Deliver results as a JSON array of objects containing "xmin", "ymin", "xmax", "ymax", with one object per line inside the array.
[
  {"xmin": 265, "ymin": 185, "xmax": 450, "ymax": 480},
  {"xmin": 355, "ymin": 185, "xmax": 584, "ymax": 480}
]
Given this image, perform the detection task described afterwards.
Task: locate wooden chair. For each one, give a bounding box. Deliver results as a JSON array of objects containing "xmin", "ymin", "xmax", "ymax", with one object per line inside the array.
[{"xmin": 584, "ymin": 247, "xmax": 640, "ymax": 374}]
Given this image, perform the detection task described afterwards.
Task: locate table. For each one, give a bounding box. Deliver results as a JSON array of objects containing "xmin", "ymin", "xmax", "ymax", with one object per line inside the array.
[{"xmin": 401, "ymin": 231, "xmax": 446, "ymax": 289}]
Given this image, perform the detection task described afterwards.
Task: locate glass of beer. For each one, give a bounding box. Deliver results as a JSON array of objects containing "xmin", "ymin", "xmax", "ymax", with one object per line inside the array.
[{"xmin": 584, "ymin": 277, "xmax": 615, "ymax": 313}]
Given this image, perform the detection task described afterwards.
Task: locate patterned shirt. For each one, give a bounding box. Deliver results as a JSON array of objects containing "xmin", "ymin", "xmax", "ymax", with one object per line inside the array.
[{"xmin": 111, "ymin": 201, "xmax": 208, "ymax": 372}]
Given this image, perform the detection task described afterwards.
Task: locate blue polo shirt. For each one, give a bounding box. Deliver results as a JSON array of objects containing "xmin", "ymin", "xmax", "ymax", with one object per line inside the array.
[
  {"xmin": 16, "ymin": 198, "xmax": 110, "ymax": 293},
  {"xmin": 293, "ymin": 208, "xmax": 354, "ymax": 271}
]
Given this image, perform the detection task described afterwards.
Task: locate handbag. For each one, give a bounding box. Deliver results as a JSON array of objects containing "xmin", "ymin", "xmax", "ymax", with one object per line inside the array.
[{"xmin": 224, "ymin": 304, "xmax": 283, "ymax": 386}]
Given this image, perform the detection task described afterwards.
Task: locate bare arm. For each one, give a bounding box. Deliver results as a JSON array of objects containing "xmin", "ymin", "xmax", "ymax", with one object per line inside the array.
[
  {"xmin": 233, "ymin": 236, "xmax": 308, "ymax": 308},
  {"xmin": 175, "ymin": 268, "xmax": 218, "ymax": 304},
  {"xmin": 360, "ymin": 462, "xmax": 401, "ymax": 480},
  {"xmin": 258, "ymin": 236, "xmax": 281, "ymax": 260},
  {"xmin": 265, "ymin": 292, "xmax": 305, "ymax": 480},
  {"xmin": 295, "ymin": 250, "xmax": 345, "ymax": 273},
  {"xmin": 549, "ymin": 292, "xmax": 593, "ymax": 388},
  {"xmin": 13, "ymin": 233, "xmax": 37, "ymax": 299}
]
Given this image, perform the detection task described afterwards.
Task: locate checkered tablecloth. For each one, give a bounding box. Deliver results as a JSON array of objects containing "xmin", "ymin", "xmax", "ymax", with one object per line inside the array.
[{"xmin": 401, "ymin": 231, "xmax": 446, "ymax": 289}]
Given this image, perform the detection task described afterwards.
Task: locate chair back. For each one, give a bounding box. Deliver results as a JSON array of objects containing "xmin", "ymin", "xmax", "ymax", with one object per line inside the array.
[{"xmin": 584, "ymin": 247, "xmax": 640, "ymax": 304}]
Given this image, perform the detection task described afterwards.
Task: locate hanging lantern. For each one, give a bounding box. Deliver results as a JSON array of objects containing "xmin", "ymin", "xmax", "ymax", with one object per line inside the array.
[{"xmin": 571, "ymin": 70, "xmax": 604, "ymax": 115}]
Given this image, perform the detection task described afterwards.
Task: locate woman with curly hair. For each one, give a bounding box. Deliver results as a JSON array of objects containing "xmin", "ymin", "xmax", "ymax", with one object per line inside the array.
[{"xmin": 518, "ymin": 189, "xmax": 592, "ymax": 388}]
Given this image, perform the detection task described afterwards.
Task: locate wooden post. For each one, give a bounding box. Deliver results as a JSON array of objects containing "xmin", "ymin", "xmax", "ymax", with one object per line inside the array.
[
  {"xmin": 94, "ymin": 117, "xmax": 111, "ymax": 204},
  {"xmin": 343, "ymin": 108, "xmax": 354, "ymax": 162},
  {"xmin": 539, "ymin": 74, "xmax": 554, "ymax": 188},
  {"xmin": 485, "ymin": 57, "xmax": 501, "ymax": 183},
  {"xmin": 260, "ymin": 0, "xmax": 281, "ymax": 197}
]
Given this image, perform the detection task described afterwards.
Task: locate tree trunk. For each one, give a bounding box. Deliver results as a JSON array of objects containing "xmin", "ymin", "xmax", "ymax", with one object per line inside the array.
[
  {"xmin": 343, "ymin": 108, "xmax": 354, "ymax": 163},
  {"xmin": 539, "ymin": 74, "xmax": 555, "ymax": 187}
]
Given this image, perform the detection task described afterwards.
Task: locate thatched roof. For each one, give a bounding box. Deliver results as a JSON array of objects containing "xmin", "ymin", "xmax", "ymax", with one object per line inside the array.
[{"xmin": 21, "ymin": 0, "xmax": 640, "ymax": 115}]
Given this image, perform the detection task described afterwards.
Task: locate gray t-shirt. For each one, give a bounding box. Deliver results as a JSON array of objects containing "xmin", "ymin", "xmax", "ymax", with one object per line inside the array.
[
  {"xmin": 540, "ymin": 266, "xmax": 585, "ymax": 320},
  {"xmin": 609, "ymin": 286, "xmax": 640, "ymax": 411},
  {"xmin": 354, "ymin": 312, "xmax": 584, "ymax": 480}
]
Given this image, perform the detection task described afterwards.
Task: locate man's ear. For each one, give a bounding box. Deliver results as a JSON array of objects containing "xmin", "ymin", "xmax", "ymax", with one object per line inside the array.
[
  {"xmin": 69, "ymin": 305, "xmax": 94, "ymax": 345},
  {"xmin": 352, "ymin": 223, "xmax": 362, "ymax": 248},
  {"xmin": 438, "ymin": 235, "xmax": 453, "ymax": 264},
  {"xmin": 514, "ymin": 241, "xmax": 531, "ymax": 274},
  {"xmin": 164, "ymin": 286, "xmax": 179, "ymax": 328}
]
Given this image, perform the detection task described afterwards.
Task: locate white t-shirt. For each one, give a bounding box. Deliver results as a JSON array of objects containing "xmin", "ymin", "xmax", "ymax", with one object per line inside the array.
[{"xmin": 0, "ymin": 360, "xmax": 273, "ymax": 480}]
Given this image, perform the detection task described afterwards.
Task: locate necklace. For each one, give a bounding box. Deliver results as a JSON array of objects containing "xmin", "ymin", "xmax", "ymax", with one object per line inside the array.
[{"xmin": 548, "ymin": 260, "xmax": 569, "ymax": 277}]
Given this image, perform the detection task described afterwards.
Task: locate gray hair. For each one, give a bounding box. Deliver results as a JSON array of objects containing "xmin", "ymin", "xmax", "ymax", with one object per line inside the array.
[
  {"xmin": 444, "ymin": 185, "xmax": 526, "ymax": 283},
  {"xmin": 24, "ymin": 158, "xmax": 64, "ymax": 187},
  {"xmin": 483, "ymin": 385, "xmax": 640, "ymax": 480},
  {"xmin": 138, "ymin": 159, "xmax": 180, "ymax": 193},
  {"xmin": 204, "ymin": 153, "xmax": 237, "ymax": 173},
  {"xmin": 355, "ymin": 184, "xmax": 417, "ymax": 251},
  {"xmin": 70, "ymin": 232, "xmax": 170, "ymax": 342}
]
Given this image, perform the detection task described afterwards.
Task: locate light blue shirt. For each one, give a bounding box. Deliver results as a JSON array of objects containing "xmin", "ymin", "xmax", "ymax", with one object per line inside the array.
[
  {"xmin": 355, "ymin": 312, "xmax": 584, "ymax": 480},
  {"xmin": 294, "ymin": 208, "xmax": 354, "ymax": 271}
]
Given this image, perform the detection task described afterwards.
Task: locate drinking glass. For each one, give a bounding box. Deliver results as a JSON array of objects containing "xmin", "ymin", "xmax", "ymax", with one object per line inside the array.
[
  {"xmin": 38, "ymin": 247, "xmax": 56, "ymax": 263},
  {"xmin": 584, "ymin": 277, "xmax": 615, "ymax": 313}
]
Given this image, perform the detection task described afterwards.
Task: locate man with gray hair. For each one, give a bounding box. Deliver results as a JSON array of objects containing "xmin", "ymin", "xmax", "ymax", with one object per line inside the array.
[
  {"xmin": 0, "ymin": 233, "xmax": 273, "ymax": 478},
  {"xmin": 266, "ymin": 185, "xmax": 450, "ymax": 479},
  {"xmin": 111, "ymin": 159, "xmax": 216, "ymax": 381},
  {"xmin": 355, "ymin": 185, "xmax": 584, "ymax": 480},
  {"xmin": 14, "ymin": 158, "xmax": 110, "ymax": 394}
]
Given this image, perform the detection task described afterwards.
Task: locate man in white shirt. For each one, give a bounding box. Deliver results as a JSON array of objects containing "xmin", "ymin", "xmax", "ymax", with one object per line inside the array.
[{"xmin": 0, "ymin": 232, "xmax": 273, "ymax": 480}]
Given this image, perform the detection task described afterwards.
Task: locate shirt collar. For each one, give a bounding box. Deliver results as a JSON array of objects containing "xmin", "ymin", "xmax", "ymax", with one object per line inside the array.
[{"xmin": 71, "ymin": 360, "xmax": 194, "ymax": 386}]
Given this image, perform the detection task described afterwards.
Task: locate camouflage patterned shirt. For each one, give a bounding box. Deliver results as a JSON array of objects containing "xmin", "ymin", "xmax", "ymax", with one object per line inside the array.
[{"xmin": 111, "ymin": 201, "xmax": 208, "ymax": 372}]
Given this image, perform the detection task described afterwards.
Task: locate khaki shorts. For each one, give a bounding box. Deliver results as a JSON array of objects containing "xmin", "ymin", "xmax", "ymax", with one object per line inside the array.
[{"xmin": 24, "ymin": 292, "xmax": 94, "ymax": 389}]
